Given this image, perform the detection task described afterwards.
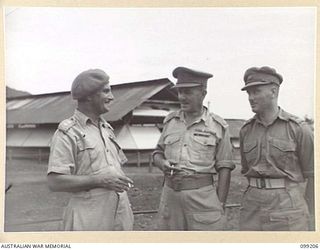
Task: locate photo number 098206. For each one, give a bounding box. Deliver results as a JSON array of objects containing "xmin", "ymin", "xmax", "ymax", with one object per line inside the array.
[{"xmin": 300, "ymin": 244, "xmax": 319, "ymax": 248}]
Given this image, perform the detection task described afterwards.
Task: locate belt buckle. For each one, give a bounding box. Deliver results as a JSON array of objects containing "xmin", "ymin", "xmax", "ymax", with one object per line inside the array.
[{"xmin": 259, "ymin": 178, "xmax": 266, "ymax": 189}]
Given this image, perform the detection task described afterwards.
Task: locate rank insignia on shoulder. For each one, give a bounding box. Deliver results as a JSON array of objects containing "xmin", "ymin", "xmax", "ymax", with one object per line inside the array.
[
  {"xmin": 58, "ymin": 118, "xmax": 76, "ymax": 132},
  {"xmin": 193, "ymin": 132, "xmax": 210, "ymax": 137},
  {"xmin": 195, "ymin": 128, "xmax": 211, "ymax": 133}
]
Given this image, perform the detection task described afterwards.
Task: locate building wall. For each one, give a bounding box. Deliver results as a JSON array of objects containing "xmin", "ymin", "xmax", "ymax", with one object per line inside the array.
[
  {"xmin": 6, "ymin": 147, "xmax": 155, "ymax": 169},
  {"xmin": 6, "ymin": 147, "xmax": 50, "ymax": 164}
]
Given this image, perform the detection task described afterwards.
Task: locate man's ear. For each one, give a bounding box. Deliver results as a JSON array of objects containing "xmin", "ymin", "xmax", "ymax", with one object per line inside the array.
[
  {"xmin": 270, "ymin": 85, "xmax": 278, "ymax": 98},
  {"xmin": 85, "ymin": 95, "xmax": 93, "ymax": 102},
  {"xmin": 202, "ymin": 89, "xmax": 207, "ymax": 98},
  {"xmin": 79, "ymin": 96, "xmax": 92, "ymax": 103}
]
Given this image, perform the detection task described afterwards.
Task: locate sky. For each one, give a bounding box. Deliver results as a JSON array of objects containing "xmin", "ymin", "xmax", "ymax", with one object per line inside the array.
[{"xmin": 4, "ymin": 7, "xmax": 316, "ymax": 119}]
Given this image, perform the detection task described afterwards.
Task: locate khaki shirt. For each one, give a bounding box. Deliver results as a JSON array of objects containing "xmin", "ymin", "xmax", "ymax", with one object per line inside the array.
[
  {"xmin": 240, "ymin": 108, "xmax": 314, "ymax": 182},
  {"xmin": 155, "ymin": 107, "xmax": 235, "ymax": 174},
  {"xmin": 47, "ymin": 110, "xmax": 133, "ymax": 231},
  {"xmin": 48, "ymin": 109, "xmax": 127, "ymax": 176}
]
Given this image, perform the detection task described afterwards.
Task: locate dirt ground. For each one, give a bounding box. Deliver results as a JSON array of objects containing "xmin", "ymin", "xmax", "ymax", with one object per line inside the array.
[{"xmin": 4, "ymin": 158, "xmax": 247, "ymax": 231}]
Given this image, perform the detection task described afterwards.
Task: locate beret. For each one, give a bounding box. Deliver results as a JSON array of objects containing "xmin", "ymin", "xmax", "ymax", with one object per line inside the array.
[
  {"xmin": 172, "ymin": 66, "xmax": 213, "ymax": 88},
  {"xmin": 71, "ymin": 69, "xmax": 109, "ymax": 99},
  {"xmin": 241, "ymin": 66, "xmax": 283, "ymax": 91}
]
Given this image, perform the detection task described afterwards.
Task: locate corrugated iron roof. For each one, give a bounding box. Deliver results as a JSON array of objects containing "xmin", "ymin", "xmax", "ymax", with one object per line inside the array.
[
  {"xmin": 7, "ymin": 94, "xmax": 76, "ymax": 124},
  {"xmin": 103, "ymin": 79, "xmax": 174, "ymax": 122},
  {"xmin": 7, "ymin": 78, "xmax": 176, "ymax": 125}
]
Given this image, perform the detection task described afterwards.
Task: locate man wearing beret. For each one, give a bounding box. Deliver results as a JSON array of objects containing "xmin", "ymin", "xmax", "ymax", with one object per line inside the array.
[
  {"xmin": 153, "ymin": 66, "xmax": 235, "ymax": 230},
  {"xmin": 239, "ymin": 66, "xmax": 314, "ymax": 231},
  {"xmin": 47, "ymin": 69, "xmax": 134, "ymax": 231}
]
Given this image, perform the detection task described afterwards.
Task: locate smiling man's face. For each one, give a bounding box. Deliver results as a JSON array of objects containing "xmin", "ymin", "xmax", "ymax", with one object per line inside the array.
[{"xmin": 177, "ymin": 86, "xmax": 206, "ymax": 113}]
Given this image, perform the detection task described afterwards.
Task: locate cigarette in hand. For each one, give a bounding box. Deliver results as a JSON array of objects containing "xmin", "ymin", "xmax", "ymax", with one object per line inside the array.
[
  {"xmin": 170, "ymin": 165, "xmax": 175, "ymax": 176},
  {"xmin": 128, "ymin": 183, "xmax": 134, "ymax": 188}
]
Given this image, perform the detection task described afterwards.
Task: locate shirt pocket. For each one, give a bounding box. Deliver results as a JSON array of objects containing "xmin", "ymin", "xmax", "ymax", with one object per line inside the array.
[
  {"xmin": 189, "ymin": 134, "xmax": 217, "ymax": 166},
  {"xmin": 77, "ymin": 138, "xmax": 100, "ymax": 173},
  {"xmin": 109, "ymin": 137, "xmax": 128, "ymax": 165},
  {"xmin": 268, "ymin": 138, "xmax": 298, "ymax": 171},
  {"xmin": 163, "ymin": 133, "xmax": 181, "ymax": 162},
  {"xmin": 243, "ymin": 140, "xmax": 258, "ymax": 165}
]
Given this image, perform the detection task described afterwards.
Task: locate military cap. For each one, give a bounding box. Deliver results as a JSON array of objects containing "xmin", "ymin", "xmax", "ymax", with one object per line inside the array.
[
  {"xmin": 241, "ymin": 66, "xmax": 283, "ymax": 91},
  {"xmin": 71, "ymin": 69, "xmax": 109, "ymax": 100},
  {"xmin": 172, "ymin": 66, "xmax": 213, "ymax": 88}
]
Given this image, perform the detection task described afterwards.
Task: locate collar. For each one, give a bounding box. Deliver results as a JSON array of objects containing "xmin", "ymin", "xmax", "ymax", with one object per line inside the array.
[
  {"xmin": 74, "ymin": 109, "xmax": 107, "ymax": 127},
  {"xmin": 74, "ymin": 109, "xmax": 91, "ymax": 127},
  {"xmin": 253, "ymin": 107, "xmax": 289, "ymax": 125},
  {"xmin": 178, "ymin": 106, "xmax": 211, "ymax": 126}
]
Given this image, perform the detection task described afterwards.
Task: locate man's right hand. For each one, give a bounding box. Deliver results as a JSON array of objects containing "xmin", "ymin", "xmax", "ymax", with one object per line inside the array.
[
  {"xmin": 153, "ymin": 153, "xmax": 180, "ymax": 175},
  {"xmin": 94, "ymin": 172, "xmax": 133, "ymax": 193},
  {"xmin": 159, "ymin": 159, "xmax": 182, "ymax": 175}
]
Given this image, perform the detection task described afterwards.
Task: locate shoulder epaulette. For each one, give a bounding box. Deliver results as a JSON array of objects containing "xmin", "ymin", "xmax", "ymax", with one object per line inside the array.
[
  {"xmin": 163, "ymin": 111, "xmax": 179, "ymax": 124},
  {"xmin": 242, "ymin": 117, "xmax": 255, "ymax": 128},
  {"xmin": 210, "ymin": 113, "xmax": 228, "ymax": 129},
  {"xmin": 287, "ymin": 114, "xmax": 304, "ymax": 125},
  {"xmin": 58, "ymin": 118, "xmax": 76, "ymax": 133},
  {"xmin": 239, "ymin": 118, "xmax": 255, "ymax": 134},
  {"xmin": 278, "ymin": 109, "xmax": 304, "ymax": 125}
]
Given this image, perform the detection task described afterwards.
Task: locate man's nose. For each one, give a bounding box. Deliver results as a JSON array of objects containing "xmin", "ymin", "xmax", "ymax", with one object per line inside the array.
[
  {"xmin": 107, "ymin": 92, "xmax": 114, "ymax": 100},
  {"xmin": 248, "ymin": 93, "xmax": 254, "ymax": 101}
]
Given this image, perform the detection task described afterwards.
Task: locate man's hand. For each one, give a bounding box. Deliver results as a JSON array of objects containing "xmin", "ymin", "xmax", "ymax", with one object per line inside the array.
[
  {"xmin": 159, "ymin": 159, "xmax": 181, "ymax": 175},
  {"xmin": 153, "ymin": 153, "xmax": 181, "ymax": 175},
  {"xmin": 95, "ymin": 172, "xmax": 134, "ymax": 193}
]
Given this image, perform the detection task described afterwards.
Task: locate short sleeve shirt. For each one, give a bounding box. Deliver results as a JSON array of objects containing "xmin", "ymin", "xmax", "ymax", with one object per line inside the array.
[
  {"xmin": 239, "ymin": 108, "xmax": 314, "ymax": 182},
  {"xmin": 156, "ymin": 107, "xmax": 235, "ymax": 174},
  {"xmin": 48, "ymin": 109, "xmax": 127, "ymax": 176}
]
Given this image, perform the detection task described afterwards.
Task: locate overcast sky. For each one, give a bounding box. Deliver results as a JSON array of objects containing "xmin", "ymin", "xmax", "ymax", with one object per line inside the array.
[{"xmin": 4, "ymin": 7, "xmax": 316, "ymax": 119}]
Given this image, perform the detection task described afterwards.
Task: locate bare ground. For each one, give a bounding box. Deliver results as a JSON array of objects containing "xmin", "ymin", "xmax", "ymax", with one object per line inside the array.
[{"xmin": 4, "ymin": 159, "xmax": 247, "ymax": 231}]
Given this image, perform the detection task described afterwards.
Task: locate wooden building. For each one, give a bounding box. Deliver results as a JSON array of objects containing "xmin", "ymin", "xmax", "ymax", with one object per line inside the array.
[
  {"xmin": 6, "ymin": 78, "xmax": 179, "ymax": 166},
  {"xmin": 6, "ymin": 80, "xmax": 245, "ymax": 166}
]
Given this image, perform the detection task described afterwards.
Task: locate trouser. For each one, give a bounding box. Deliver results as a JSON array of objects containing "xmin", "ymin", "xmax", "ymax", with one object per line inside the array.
[
  {"xmin": 239, "ymin": 183, "xmax": 310, "ymax": 231},
  {"xmin": 62, "ymin": 189, "xmax": 133, "ymax": 231},
  {"xmin": 156, "ymin": 184, "xmax": 227, "ymax": 231}
]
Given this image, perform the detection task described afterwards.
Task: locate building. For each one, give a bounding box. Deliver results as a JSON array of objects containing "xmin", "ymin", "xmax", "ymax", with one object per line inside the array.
[
  {"xmin": 225, "ymin": 119, "xmax": 246, "ymax": 161},
  {"xmin": 6, "ymin": 79, "xmax": 245, "ymax": 166},
  {"xmin": 6, "ymin": 78, "xmax": 179, "ymax": 166}
]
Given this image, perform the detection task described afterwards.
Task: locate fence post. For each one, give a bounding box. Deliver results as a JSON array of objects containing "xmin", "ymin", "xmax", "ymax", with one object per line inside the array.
[
  {"xmin": 38, "ymin": 148, "xmax": 42, "ymax": 164},
  {"xmin": 137, "ymin": 151, "xmax": 141, "ymax": 168},
  {"xmin": 8, "ymin": 149, "xmax": 12, "ymax": 162},
  {"xmin": 148, "ymin": 153, "xmax": 153, "ymax": 173}
]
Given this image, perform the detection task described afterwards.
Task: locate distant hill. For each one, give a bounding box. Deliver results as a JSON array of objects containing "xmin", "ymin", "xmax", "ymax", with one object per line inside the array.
[{"xmin": 6, "ymin": 86, "xmax": 31, "ymax": 98}]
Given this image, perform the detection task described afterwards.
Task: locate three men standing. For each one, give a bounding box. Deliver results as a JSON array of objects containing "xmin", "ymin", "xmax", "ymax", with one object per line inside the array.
[
  {"xmin": 47, "ymin": 66, "xmax": 314, "ymax": 232},
  {"xmin": 239, "ymin": 66, "xmax": 314, "ymax": 231},
  {"xmin": 47, "ymin": 69, "xmax": 134, "ymax": 231},
  {"xmin": 153, "ymin": 67, "xmax": 235, "ymax": 230}
]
